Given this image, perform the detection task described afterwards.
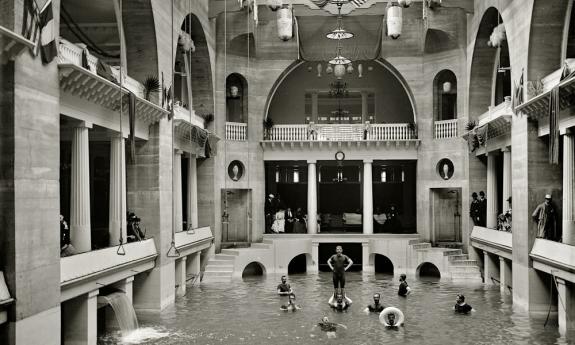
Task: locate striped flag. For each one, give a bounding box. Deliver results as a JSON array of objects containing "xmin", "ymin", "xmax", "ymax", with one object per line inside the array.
[
  {"xmin": 310, "ymin": 0, "xmax": 368, "ymax": 7},
  {"xmin": 39, "ymin": 0, "xmax": 57, "ymax": 64},
  {"xmin": 21, "ymin": 0, "xmax": 40, "ymax": 43}
]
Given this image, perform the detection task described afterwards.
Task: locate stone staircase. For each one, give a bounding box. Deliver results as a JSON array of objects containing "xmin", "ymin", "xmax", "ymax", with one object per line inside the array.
[
  {"xmin": 408, "ymin": 240, "xmax": 482, "ymax": 282},
  {"xmin": 202, "ymin": 240, "xmax": 274, "ymax": 282}
]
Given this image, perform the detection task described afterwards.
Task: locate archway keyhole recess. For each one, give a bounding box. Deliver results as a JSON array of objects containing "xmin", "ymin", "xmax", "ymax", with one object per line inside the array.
[
  {"xmin": 288, "ymin": 254, "xmax": 307, "ymax": 274},
  {"xmin": 417, "ymin": 262, "xmax": 441, "ymax": 279},
  {"xmin": 433, "ymin": 70, "xmax": 457, "ymax": 121},
  {"xmin": 226, "ymin": 73, "xmax": 248, "ymax": 123},
  {"xmin": 242, "ymin": 262, "xmax": 265, "ymax": 278},
  {"xmin": 374, "ymin": 254, "xmax": 394, "ymax": 275}
]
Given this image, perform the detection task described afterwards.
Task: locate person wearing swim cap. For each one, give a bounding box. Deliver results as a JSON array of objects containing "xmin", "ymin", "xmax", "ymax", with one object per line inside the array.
[
  {"xmin": 454, "ymin": 294, "xmax": 472, "ymax": 314},
  {"xmin": 280, "ymin": 293, "xmax": 301, "ymax": 311},
  {"xmin": 398, "ymin": 274, "xmax": 411, "ymax": 297},
  {"xmin": 364, "ymin": 293, "xmax": 384, "ymax": 313},
  {"xmin": 313, "ymin": 316, "xmax": 347, "ymax": 338},
  {"xmin": 327, "ymin": 245, "xmax": 353, "ymax": 298},
  {"xmin": 329, "ymin": 292, "xmax": 352, "ymax": 311}
]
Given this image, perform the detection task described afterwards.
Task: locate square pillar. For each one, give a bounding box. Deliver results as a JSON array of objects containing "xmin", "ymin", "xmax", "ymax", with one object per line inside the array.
[
  {"xmin": 499, "ymin": 257, "xmax": 511, "ymax": 294},
  {"xmin": 63, "ymin": 290, "xmax": 99, "ymax": 345},
  {"xmin": 483, "ymin": 251, "xmax": 498, "ymax": 285},
  {"xmin": 175, "ymin": 256, "xmax": 187, "ymax": 297},
  {"xmin": 556, "ymin": 278, "xmax": 575, "ymax": 334},
  {"xmin": 307, "ymin": 160, "xmax": 318, "ymax": 234},
  {"xmin": 308, "ymin": 243, "xmax": 319, "ymax": 273},
  {"xmin": 186, "ymin": 252, "xmax": 201, "ymax": 277},
  {"xmin": 486, "ymin": 153, "xmax": 498, "ymax": 229},
  {"xmin": 362, "ymin": 243, "xmax": 373, "ymax": 273},
  {"xmin": 362, "ymin": 160, "xmax": 374, "ymax": 235}
]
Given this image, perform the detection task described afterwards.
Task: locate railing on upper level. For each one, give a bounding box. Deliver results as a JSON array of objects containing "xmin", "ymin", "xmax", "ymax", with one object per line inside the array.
[
  {"xmin": 173, "ymin": 104, "xmax": 205, "ymax": 128},
  {"xmin": 434, "ymin": 119, "xmax": 458, "ymax": 139},
  {"xmin": 226, "ymin": 122, "xmax": 247, "ymax": 141},
  {"xmin": 265, "ymin": 123, "xmax": 416, "ymax": 141},
  {"xmin": 58, "ymin": 38, "xmax": 144, "ymax": 98}
]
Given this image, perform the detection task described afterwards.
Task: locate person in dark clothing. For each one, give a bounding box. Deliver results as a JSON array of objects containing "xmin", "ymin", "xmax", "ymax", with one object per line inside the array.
[
  {"xmin": 285, "ymin": 207, "xmax": 295, "ymax": 233},
  {"xmin": 532, "ymin": 194, "xmax": 558, "ymax": 240},
  {"xmin": 398, "ymin": 274, "xmax": 411, "ymax": 297},
  {"xmin": 365, "ymin": 293, "xmax": 384, "ymax": 313},
  {"xmin": 127, "ymin": 212, "xmax": 145, "ymax": 242},
  {"xmin": 327, "ymin": 246, "xmax": 353, "ymax": 298},
  {"xmin": 454, "ymin": 294, "xmax": 472, "ymax": 314},
  {"xmin": 478, "ymin": 191, "xmax": 487, "ymax": 227},
  {"xmin": 470, "ymin": 192, "xmax": 482, "ymax": 226},
  {"xmin": 265, "ymin": 194, "xmax": 276, "ymax": 233},
  {"xmin": 60, "ymin": 215, "xmax": 77, "ymax": 257},
  {"xmin": 277, "ymin": 275, "xmax": 293, "ymax": 295}
]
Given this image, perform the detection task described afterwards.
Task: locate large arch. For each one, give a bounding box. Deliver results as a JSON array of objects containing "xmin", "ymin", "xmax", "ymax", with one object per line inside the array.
[
  {"xmin": 416, "ymin": 262, "xmax": 441, "ymax": 279},
  {"xmin": 242, "ymin": 261, "xmax": 267, "ymax": 277},
  {"xmin": 264, "ymin": 59, "xmax": 417, "ymax": 124},
  {"xmin": 370, "ymin": 253, "xmax": 394, "ymax": 275},
  {"xmin": 287, "ymin": 253, "xmax": 311, "ymax": 274}
]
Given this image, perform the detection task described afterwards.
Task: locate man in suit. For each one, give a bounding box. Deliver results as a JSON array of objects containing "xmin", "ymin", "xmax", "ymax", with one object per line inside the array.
[
  {"xmin": 470, "ymin": 192, "xmax": 481, "ymax": 226},
  {"xmin": 265, "ymin": 194, "xmax": 276, "ymax": 233},
  {"xmin": 478, "ymin": 191, "xmax": 487, "ymax": 227}
]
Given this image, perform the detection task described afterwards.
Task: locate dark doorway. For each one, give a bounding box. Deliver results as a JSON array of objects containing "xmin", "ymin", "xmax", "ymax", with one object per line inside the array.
[
  {"xmin": 319, "ymin": 243, "xmax": 362, "ymax": 272},
  {"xmin": 242, "ymin": 262, "xmax": 264, "ymax": 278},
  {"xmin": 417, "ymin": 262, "xmax": 441, "ymax": 279},
  {"xmin": 374, "ymin": 254, "xmax": 394, "ymax": 275},
  {"xmin": 288, "ymin": 254, "xmax": 307, "ymax": 274}
]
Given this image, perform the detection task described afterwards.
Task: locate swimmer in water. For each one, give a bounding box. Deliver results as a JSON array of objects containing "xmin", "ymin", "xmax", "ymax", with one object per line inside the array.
[
  {"xmin": 398, "ymin": 274, "xmax": 411, "ymax": 297},
  {"xmin": 313, "ymin": 316, "xmax": 347, "ymax": 339},
  {"xmin": 364, "ymin": 293, "xmax": 384, "ymax": 313},
  {"xmin": 386, "ymin": 313, "xmax": 398, "ymax": 328},
  {"xmin": 454, "ymin": 294, "xmax": 472, "ymax": 314},
  {"xmin": 280, "ymin": 293, "xmax": 301, "ymax": 312},
  {"xmin": 328, "ymin": 292, "xmax": 352, "ymax": 311}
]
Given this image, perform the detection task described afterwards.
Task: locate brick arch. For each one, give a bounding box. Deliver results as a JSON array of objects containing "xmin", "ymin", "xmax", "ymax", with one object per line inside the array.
[{"xmin": 527, "ymin": 0, "xmax": 571, "ymax": 81}]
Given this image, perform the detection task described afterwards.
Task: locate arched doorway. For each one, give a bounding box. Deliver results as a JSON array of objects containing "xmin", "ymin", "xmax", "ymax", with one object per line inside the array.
[
  {"xmin": 226, "ymin": 73, "xmax": 248, "ymax": 123},
  {"xmin": 417, "ymin": 262, "xmax": 441, "ymax": 280},
  {"xmin": 242, "ymin": 262, "xmax": 266, "ymax": 278},
  {"xmin": 433, "ymin": 70, "xmax": 457, "ymax": 122},
  {"xmin": 373, "ymin": 254, "xmax": 394, "ymax": 275},
  {"xmin": 288, "ymin": 254, "xmax": 308, "ymax": 274}
]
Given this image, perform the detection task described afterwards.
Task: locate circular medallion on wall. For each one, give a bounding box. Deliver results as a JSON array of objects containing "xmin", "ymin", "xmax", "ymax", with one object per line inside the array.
[
  {"xmin": 335, "ymin": 151, "xmax": 345, "ymax": 161},
  {"xmin": 437, "ymin": 158, "xmax": 454, "ymax": 180},
  {"xmin": 228, "ymin": 160, "xmax": 245, "ymax": 181}
]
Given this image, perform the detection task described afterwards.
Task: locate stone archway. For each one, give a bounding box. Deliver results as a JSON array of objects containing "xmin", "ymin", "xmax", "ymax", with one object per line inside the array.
[
  {"xmin": 242, "ymin": 261, "xmax": 266, "ymax": 277},
  {"xmin": 416, "ymin": 262, "xmax": 441, "ymax": 280}
]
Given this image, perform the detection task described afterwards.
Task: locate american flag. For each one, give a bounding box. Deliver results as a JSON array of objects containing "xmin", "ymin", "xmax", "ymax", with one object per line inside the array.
[{"xmin": 310, "ymin": 0, "xmax": 369, "ymax": 8}]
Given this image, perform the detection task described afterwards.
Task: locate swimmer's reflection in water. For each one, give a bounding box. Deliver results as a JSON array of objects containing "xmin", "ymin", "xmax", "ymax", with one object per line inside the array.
[{"xmin": 312, "ymin": 316, "xmax": 347, "ymax": 339}]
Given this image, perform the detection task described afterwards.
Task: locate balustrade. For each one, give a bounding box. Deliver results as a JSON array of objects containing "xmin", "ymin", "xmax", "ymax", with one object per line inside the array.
[
  {"xmin": 265, "ymin": 123, "xmax": 416, "ymax": 141},
  {"xmin": 434, "ymin": 119, "xmax": 458, "ymax": 139},
  {"xmin": 226, "ymin": 122, "xmax": 248, "ymax": 141}
]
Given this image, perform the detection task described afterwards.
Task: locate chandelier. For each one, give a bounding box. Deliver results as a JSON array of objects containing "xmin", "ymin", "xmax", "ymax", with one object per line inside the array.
[{"xmin": 326, "ymin": 6, "xmax": 354, "ymax": 40}]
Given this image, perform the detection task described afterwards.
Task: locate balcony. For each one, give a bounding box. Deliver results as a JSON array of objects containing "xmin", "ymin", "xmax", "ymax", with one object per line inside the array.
[
  {"xmin": 265, "ymin": 123, "xmax": 416, "ymax": 142},
  {"xmin": 0, "ymin": 25, "xmax": 36, "ymax": 63},
  {"xmin": 530, "ymin": 239, "xmax": 575, "ymax": 282},
  {"xmin": 174, "ymin": 226, "xmax": 213, "ymax": 257},
  {"xmin": 470, "ymin": 226, "xmax": 512, "ymax": 259},
  {"xmin": 434, "ymin": 119, "xmax": 458, "ymax": 139},
  {"xmin": 226, "ymin": 121, "xmax": 247, "ymax": 141},
  {"xmin": 57, "ymin": 38, "xmax": 168, "ymax": 128},
  {"xmin": 60, "ymin": 238, "xmax": 157, "ymax": 302}
]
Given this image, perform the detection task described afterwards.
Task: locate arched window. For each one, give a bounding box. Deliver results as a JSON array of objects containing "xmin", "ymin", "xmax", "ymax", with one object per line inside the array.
[
  {"xmin": 226, "ymin": 73, "xmax": 248, "ymax": 123},
  {"xmin": 433, "ymin": 70, "xmax": 457, "ymax": 121},
  {"xmin": 493, "ymin": 39, "xmax": 511, "ymax": 106}
]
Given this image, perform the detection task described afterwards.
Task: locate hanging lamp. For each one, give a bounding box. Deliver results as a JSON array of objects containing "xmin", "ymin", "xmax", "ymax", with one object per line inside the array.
[{"xmin": 277, "ymin": 5, "xmax": 293, "ymax": 41}]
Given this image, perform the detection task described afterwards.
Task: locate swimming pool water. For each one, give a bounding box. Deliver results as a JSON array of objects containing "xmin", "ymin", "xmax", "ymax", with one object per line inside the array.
[{"xmin": 99, "ymin": 272, "xmax": 574, "ymax": 345}]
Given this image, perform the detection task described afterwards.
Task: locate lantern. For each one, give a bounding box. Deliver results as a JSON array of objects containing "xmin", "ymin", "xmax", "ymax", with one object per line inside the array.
[
  {"xmin": 326, "ymin": 65, "xmax": 333, "ymax": 74},
  {"xmin": 277, "ymin": 8, "xmax": 293, "ymax": 41},
  {"xmin": 398, "ymin": 0, "xmax": 412, "ymax": 7},
  {"xmin": 346, "ymin": 64, "xmax": 354, "ymax": 74},
  {"xmin": 358, "ymin": 63, "xmax": 363, "ymax": 78},
  {"xmin": 387, "ymin": 5, "xmax": 402, "ymax": 39},
  {"xmin": 317, "ymin": 63, "xmax": 323, "ymax": 78},
  {"xmin": 442, "ymin": 81, "xmax": 452, "ymax": 93},
  {"xmin": 267, "ymin": 0, "xmax": 282, "ymax": 11},
  {"xmin": 334, "ymin": 64, "xmax": 346, "ymax": 79}
]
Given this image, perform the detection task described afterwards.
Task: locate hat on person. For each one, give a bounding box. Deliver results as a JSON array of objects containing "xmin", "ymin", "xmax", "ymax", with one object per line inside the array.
[
  {"xmin": 545, "ymin": 194, "xmax": 552, "ymax": 199},
  {"xmin": 479, "ymin": 191, "xmax": 485, "ymax": 196},
  {"xmin": 268, "ymin": 194, "xmax": 274, "ymax": 198},
  {"xmin": 472, "ymin": 192, "xmax": 478, "ymax": 198}
]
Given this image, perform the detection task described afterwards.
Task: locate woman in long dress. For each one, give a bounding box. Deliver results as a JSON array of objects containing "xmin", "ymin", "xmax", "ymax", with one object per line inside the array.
[{"xmin": 272, "ymin": 209, "xmax": 286, "ymax": 233}]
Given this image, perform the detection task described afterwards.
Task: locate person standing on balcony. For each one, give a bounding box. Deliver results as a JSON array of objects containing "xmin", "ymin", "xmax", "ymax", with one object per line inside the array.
[
  {"xmin": 478, "ymin": 191, "xmax": 487, "ymax": 227},
  {"xmin": 532, "ymin": 194, "xmax": 558, "ymax": 241},
  {"xmin": 470, "ymin": 192, "xmax": 481, "ymax": 226},
  {"xmin": 265, "ymin": 194, "xmax": 276, "ymax": 233}
]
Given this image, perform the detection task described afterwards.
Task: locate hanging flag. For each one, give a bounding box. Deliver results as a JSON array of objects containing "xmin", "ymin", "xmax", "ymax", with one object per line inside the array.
[
  {"xmin": 512, "ymin": 69, "xmax": 524, "ymax": 109},
  {"xmin": 22, "ymin": 0, "xmax": 40, "ymax": 44},
  {"xmin": 39, "ymin": 0, "xmax": 57, "ymax": 64}
]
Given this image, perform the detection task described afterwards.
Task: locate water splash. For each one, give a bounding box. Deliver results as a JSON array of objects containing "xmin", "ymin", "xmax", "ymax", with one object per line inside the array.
[
  {"xmin": 121, "ymin": 327, "xmax": 170, "ymax": 344},
  {"xmin": 98, "ymin": 292, "xmax": 138, "ymax": 336}
]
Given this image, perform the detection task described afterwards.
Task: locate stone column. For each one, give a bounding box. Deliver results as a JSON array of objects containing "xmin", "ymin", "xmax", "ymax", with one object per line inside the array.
[
  {"xmin": 362, "ymin": 242, "xmax": 373, "ymax": 272},
  {"xmin": 175, "ymin": 256, "xmax": 187, "ymax": 297},
  {"xmin": 486, "ymin": 153, "xmax": 498, "ymax": 229},
  {"xmin": 363, "ymin": 159, "xmax": 374, "ymax": 234},
  {"xmin": 307, "ymin": 160, "xmax": 318, "ymax": 234},
  {"xmin": 187, "ymin": 155, "xmax": 199, "ymax": 229},
  {"xmin": 173, "ymin": 150, "xmax": 183, "ymax": 232},
  {"xmin": 70, "ymin": 122, "xmax": 92, "ymax": 252},
  {"xmin": 311, "ymin": 92, "xmax": 318, "ymax": 122},
  {"xmin": 124, "ymin": 276, "xmax": 134, "ymax": 303},
  {"xmin": 483, "ymin": 251, "xmax": 498, "ymax": 285},
  {"xmin": 361, "ymin": 91, "xmax": 368, "ymax": 122},
  {"xmin": 309, "ymin": 242, "xmax": 319, "ymax": 273},
  {"xmin": 563, "ymin": 131, "xmax": 575, "ymax": 245},
  {"xmin": 63, "ymin": 290, "xmax": 99, "ymax": 345},
  {"xmin": 499, "ymin": 257, "xmax": 511, "ymax": 294},
  {"xmin": 109, "ymin": 135, "xmax": 127, "ymax": 245},
  {"xmin": 556, "ymin": 277, "xmax": 574, "ymax": 334},
  {"xmin": 502, "ymin": 147, "xmax": 511, "ymax": 211}
]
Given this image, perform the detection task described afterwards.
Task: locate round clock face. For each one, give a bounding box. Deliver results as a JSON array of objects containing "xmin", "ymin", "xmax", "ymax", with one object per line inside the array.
[{"xmin": 335, "ymin": 151, "xmax": 345, "ymax": 161}]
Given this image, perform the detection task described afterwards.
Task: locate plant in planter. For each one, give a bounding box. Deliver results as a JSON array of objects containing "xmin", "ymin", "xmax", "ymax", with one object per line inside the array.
[
  {"xmin": 143, "ymin": 76, "xmax": 160, "ymax": 102},
  {"xmin": 263, "ymin": 117, "xmax": 274, "ymax": 139},
  {"xmin": 407, "ymin": 122, "xmax": 417, "ymax": 134},
  {"xmin": 202, "ymin": 113, "xmax": 214, "ymax": 127},
  {"xmin": 465, "ymin": 120, "xmax": 477, "ymax": 132}
]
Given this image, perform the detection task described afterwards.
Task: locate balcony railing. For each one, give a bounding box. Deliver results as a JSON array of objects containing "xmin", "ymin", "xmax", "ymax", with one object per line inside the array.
[
  {"xmin": 58, "ymin": 38, "xmax": 144, "ymax": 98},
  {"xmin": 266, "ymin": 123, "xmax": 416, "ymax": 141},
  {"xmin": 226, "ymin": 122, "xmax": 247, "ymax": 141},
  {"xmin": 434, "ymin": 119, "xmax": 458, "ymax": 139}
]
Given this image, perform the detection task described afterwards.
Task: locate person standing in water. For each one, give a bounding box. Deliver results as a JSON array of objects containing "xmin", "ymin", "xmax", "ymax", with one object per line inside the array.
[
  {"xmin": 327, "ymin": 245, "xmax": 353, "ymax": 298},
  {"xmin": 364, "ymin": 293, "xmax": 384, "ymax": 313},
  {"xmin": 398, "ymin": 274, "xmax": 411, "ymax": 297},
  {"xmin": 277, "ymin": 275, "xmax": 293, "ymax": 296},
  {"xmin": 454, "ymin": 294, "xmax": 472, "ymax": 314}
]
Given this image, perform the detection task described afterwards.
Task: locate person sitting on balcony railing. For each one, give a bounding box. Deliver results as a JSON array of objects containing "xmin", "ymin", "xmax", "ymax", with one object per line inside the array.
[
  {"xmin": 60, "ymin": 214, "xmax": 78, "ymax": 257},
  {"xmin": 127, "ymin": 212, "xmax": 146, "ymax": 242}
]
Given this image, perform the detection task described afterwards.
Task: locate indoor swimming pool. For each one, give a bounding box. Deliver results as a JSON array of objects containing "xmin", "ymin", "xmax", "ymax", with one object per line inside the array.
[{"xmin": 98, "ymin": 272, "xmax": 573, "ymax": 345}]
